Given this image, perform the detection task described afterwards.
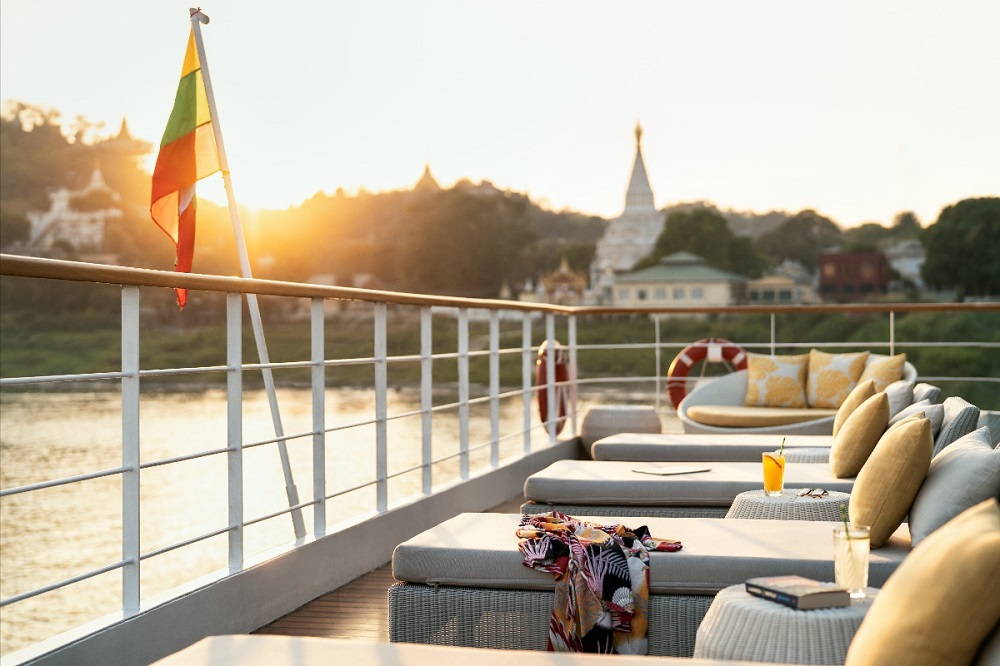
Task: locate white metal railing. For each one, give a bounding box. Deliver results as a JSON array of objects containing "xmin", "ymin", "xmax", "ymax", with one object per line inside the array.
[
  {"xmin": 1, "ymin": 253, "xmax": 998, "ymax": 659},
  {"xmin": 0, "ymin": 256, "xmax": 578, "ymax": 654}
]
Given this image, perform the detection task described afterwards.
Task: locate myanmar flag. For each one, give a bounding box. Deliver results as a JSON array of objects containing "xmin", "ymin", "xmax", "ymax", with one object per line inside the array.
[{"xmin": 151, "ymin": 28, "xmax": 221, "ymax": 308}]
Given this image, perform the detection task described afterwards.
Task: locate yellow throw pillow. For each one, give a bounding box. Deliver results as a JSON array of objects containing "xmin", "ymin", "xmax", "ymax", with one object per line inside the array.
[
  {"xmin": 849, "ymin": 416, "xmax": 933, "ymax": 547},
  {"xmin": 832, "ymin": 379, "xmax": 876, "ymax": 437},
  {"xmin": 845, "ymin": 499, "xmax": 1000, "ymax": 666},
  {"xmin": 858, "ymin": 353, "xmax": 907, "ymax": 392},
  {"xmin": 829, "ymin": 392, "xmax": 889, "ymax": 478},
  {"xmin": 743, "ymin": 353, "xmax": 809, "ymax": 408},
  {"xmin": 807, "ymin": 349, "xmax": 870, "ymax": 409}
]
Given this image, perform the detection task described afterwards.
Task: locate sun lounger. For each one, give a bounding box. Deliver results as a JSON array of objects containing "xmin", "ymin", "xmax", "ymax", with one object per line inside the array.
[
  {"xmin": 521, "ymin": 460, "xmax": 853, "ymax": 518},
  {"xmin": 592, "ymin": 395, "xmax": 977, "ymax": 464},
  {"xmin": 150, "ymin": 501, "xmax": 1000, "ymax": 665},
  {"xmin": 388, "ymin": 512, "xmax": 910, "ymax": 657}
]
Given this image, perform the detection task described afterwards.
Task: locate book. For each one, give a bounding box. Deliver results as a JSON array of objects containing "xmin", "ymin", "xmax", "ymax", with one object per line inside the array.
[
  {"xmin": 631, "ymin": 465, "xmax": 711, "ymax": 476},
  {"xmin": 744, "ymin": 575, "xmax": 850, "ymax": 610}
]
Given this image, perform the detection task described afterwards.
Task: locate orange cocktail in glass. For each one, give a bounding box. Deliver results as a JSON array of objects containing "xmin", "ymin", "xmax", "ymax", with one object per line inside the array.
[{"xmin": 762, "ymin": 451, "xmax": 785, "ymax": 496}]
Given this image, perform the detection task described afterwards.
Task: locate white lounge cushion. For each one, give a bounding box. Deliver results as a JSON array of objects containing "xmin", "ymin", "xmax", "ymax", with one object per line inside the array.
[
  {"xmin": 909, "ymin": 427, "xmax": 1000, "ymax": 546},
  {"xmin": 912, "ymin": 382, "xmax": 942, "ymax": 404},
  {"xmin": 523, "ymin": 459, "xmax": 854, "ymax": 506},
  {"xmin": 882, "ymin": 379, "xmax": 915, "ymax": 419},
  {"xmin": 392, "ymin": 513, "xmax": 910, "ymax": 595},
  {"xmin": 888, "ymin": 399, "xmax": 944, "ymax": 435},
  {"xmin": 591, "ymin": 433, "xmax": 828, "ymax": 463},
  {"xmin": 934, "ymin": 396, "xmax": 981, "ymax": 456}
]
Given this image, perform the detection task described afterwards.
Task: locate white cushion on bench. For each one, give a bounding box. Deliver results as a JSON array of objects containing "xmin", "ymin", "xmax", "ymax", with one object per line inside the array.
[
  {"xmin": 523, "ymin": 460, "xmax": 853, "ymax": 506},
  {"xmin": 688, "ymin": 405, "xmax": 838, "ymax": 428},
  {"xmin": 391, "ymin": 513, "xmax": 910, "ymax": 595},
  {"xmin": 591, "ymin": 433, "xmax": 830, "ymax": 462}
]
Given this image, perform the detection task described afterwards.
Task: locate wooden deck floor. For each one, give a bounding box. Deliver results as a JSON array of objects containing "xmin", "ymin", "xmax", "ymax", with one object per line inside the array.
[{"xmin": 254, "ymin": 494, "xmax": 526, "ymax": 641}]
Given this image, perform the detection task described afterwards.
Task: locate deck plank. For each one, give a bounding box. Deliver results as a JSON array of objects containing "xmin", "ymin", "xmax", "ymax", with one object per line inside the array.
[{"xmin": 254, "ymin": 493, "xmax": 526, "ymax": 641}]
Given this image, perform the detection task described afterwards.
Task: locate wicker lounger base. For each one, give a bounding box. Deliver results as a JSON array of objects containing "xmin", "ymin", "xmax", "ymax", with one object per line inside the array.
[
  {"xmin": 520, "ymin": 501, "xmax": 729, "ymax": 518},
  {"xmin": 388, "ymin": 582, "xmax": 714, "ymax": 657}
]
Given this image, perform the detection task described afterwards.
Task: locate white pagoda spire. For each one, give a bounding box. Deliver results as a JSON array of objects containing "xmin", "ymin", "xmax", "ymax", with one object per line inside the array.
[
  {"xmin": 589, "ymin": 122, "xmax": 665, "ymax": 301},
  {"xmin": 623, "ymin": 122, "xmax": 655, "ymax": 212}
]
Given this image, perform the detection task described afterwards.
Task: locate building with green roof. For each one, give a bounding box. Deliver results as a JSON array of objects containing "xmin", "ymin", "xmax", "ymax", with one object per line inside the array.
[{"xmin": 614, "ymin": 252, "xmax": 748, "ymax": 308}]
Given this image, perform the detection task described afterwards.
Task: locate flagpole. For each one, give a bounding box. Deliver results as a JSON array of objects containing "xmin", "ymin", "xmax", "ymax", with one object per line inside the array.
[{"xmin": 189, "ymin": 8, "xmax": 306, "ymax": 539}]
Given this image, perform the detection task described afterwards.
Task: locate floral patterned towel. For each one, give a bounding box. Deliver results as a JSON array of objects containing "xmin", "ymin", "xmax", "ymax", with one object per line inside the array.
[{"xmin": 516, "ymin": 511, "xmax": 682, "ymax": 654}]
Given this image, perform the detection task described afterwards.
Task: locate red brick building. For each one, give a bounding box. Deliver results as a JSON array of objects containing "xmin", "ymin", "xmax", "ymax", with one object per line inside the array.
[{"xmin": 818, "ymin": 251, "xmax": 890, "ymax": 302}]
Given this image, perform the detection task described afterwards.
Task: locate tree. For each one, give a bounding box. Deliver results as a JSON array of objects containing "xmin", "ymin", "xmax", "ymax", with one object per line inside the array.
[
  {"xmin": 843, "ymin": 222, "xmax": 886, "ymax": 251},
  {"xmin": 755, "ymin": 209, "xmax": 842, "ymax": 272},
  {"xmin": 637, "ymin": 206, "xmax": 767, "ymax": 277},
  {"xmin": 890, "ymin": 211, "xmax": 922, "ymax": 238},
  {"xmin": 922, "ymin": 197, "xmax": 1000, "ymax": 299}
]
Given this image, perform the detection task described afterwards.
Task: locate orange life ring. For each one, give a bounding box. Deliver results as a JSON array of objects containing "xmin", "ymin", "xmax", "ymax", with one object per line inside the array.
[
  {"xmin": 536, "ymin": 340, "xmax": 569, "ymax": 435},
  {"xmin": 666, "ymin": 338, "xmax": 747, "ymax": 409}
]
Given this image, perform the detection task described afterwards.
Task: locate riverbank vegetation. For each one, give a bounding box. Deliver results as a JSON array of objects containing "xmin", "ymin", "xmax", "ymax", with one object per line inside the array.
[{"xmin": 2, "ymin": 299, "xmax": 996, "ymax": 410}]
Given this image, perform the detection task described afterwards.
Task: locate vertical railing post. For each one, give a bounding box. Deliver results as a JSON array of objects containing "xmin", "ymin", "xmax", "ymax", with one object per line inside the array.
[
  {"xmin": 310, "ymin": 297, "xmax": 326, "ymax": 537},
  {"xmin": 522, "ymin": 312, "xmax": 533, "ymax": 453},
  {"xmin": 226, "ymin": 293, "xmax": 244, "ymax": 571},
  {"xmin": 121, "ymin": 286, "xmax": 140, "ymax": 615},
  {"xmin": 770, "ymin": 312, "xmax": 776, "ymax": 355},
  {"xmin": 889, "ymin": 310, "xmax": 895, "ymax": 356},
  {"xmin": 545, "ymin": 313, "xmax": 557, "ymax": 443},
  {"xmin": 568, "ymin": 314, "xmax": 579, "ymax": 436},
  {"xmin": 374, "ymin": 303, "xmax": 388, "ymax": 512},
  {"xmin": 458, "ymin": 309, "xmax": 470, "ymax": 479},
  {"xmin": 420, "ymin": 307, "xmax": 433, "ymax": 494},
  {"xmin": 653, "ymin": 315, "xmax": 661, "ymax": 412},
  {"xmin": 489, "ymin": 310, "xmax": 500, "ymax": 467}
]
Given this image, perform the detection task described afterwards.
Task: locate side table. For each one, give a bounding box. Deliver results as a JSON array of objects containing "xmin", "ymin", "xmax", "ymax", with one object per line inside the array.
[
  {"xmin": 725, "ymin": 489, "xmax": 850, "ymax": 521},
  {"xmin": 694, "ymin": 583, "xmax": 877, "ymax": 664}
]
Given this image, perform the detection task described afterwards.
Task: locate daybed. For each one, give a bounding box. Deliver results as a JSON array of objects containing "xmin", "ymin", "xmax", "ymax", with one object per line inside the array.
[
  {"xmin": 388, "ymin": 513, "xmax": 910, "ymax": 657},
  {"xmin": 593, "ymin": 395, "xmax": 978, "ymax": 464},
  {"xmin": 520, "ymin": 460, "xmax": 851, "ymax": 518},
  {"xmin": 159, "ymin": 502, "xmax": 1000, "ymax": 665},
  {"xmin": 389, "ymin": 496, "xmax": 1000, "ymax": 664},
  {"xmin": 678, "ymin": 353, "xmax": 917, "ymax": 436},
  {"xmin": 524, "ymin": 409, "xmax": 997, "ymax": 550}
]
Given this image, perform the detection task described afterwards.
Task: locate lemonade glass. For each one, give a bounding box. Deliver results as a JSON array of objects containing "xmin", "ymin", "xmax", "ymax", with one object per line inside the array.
[
  {"xmin": 833, "ymin": 524, "xmax": 870, "ymax": 599},
  {"xmin": 762, "ymin": 451, "xmax": 785, "ymax": 496}
]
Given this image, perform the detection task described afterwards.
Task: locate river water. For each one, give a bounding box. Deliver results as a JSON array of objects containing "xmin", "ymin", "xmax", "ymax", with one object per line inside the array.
[{"xmin": 0, "ymin": 385, "xmax": 634, "ymax": 656}]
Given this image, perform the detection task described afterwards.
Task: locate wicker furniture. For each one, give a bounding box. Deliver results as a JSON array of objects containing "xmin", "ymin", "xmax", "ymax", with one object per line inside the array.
[
  {"xmin": 580, "ymin": 405, "xmax": 661, "ymax": 449},
  {"xmin": 591, "ymin": 393, "xmax": 975, "ymax": 468},
  {"xmin": 521, "ymin": 459, "xmax": 854, "ymax": 520},
  {"xmin": 781, "ymin": 448, "xmax": 832, "ymax": 464},
  {"xmin": 725, "ymin": 489, "xmax": 850, "ymax": 521},
  {"xmin": 389, "ymin": 513, "xmax": 910, "ymax": 657},
  {"xmin": 694, "ymin": 584, "xmax": 876, "ymax": 664},
  {"xmin": 677, "ymin": 363, "xmax": 917, "ymax": 436}
]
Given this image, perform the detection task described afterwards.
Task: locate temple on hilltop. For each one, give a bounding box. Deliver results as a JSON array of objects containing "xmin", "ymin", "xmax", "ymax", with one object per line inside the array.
[
  {"xmin": 22, "ymin": 164, "xmax": 122, "ymax": 261},
  {"xmin": 414, "ymin": 162, "xmax": 440, "ymax": 192},
  {"xmin": 590, "ymin": 123, "xmax": 664, "ymax": 303}
]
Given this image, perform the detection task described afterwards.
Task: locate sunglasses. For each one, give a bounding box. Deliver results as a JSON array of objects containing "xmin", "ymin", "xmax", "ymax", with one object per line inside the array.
[{"xmin": 796, "ymin": 488, "xmax": 829, "ymax": 499}]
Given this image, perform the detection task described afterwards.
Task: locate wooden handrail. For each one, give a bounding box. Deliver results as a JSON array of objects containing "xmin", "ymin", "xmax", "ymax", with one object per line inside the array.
[{"xmin": 3, "ymin": 253, "xmax": 998, "ymax": 315}]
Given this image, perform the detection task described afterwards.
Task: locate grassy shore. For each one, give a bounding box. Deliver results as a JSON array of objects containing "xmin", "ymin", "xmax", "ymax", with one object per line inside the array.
[{"xmin": 2, "ymin": 308, "xmax": 997, "ymax": 409}]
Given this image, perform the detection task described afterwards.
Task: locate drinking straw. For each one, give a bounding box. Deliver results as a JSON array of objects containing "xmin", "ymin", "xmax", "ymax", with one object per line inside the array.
[{"xmin": 840, "ymin": 504, "xmax": 852, "ymax": 542}]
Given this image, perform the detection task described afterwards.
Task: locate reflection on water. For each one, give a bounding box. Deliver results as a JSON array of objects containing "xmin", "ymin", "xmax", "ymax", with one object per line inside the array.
[{"xmin": 0, "ymin": 386, "xmax": 633, "ymax": 655}]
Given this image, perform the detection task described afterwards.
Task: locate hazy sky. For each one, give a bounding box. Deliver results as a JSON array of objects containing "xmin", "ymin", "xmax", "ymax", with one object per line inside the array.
[{"xmin": 2, "ymin": 1, "xmax": 998, "ymax": 227}]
